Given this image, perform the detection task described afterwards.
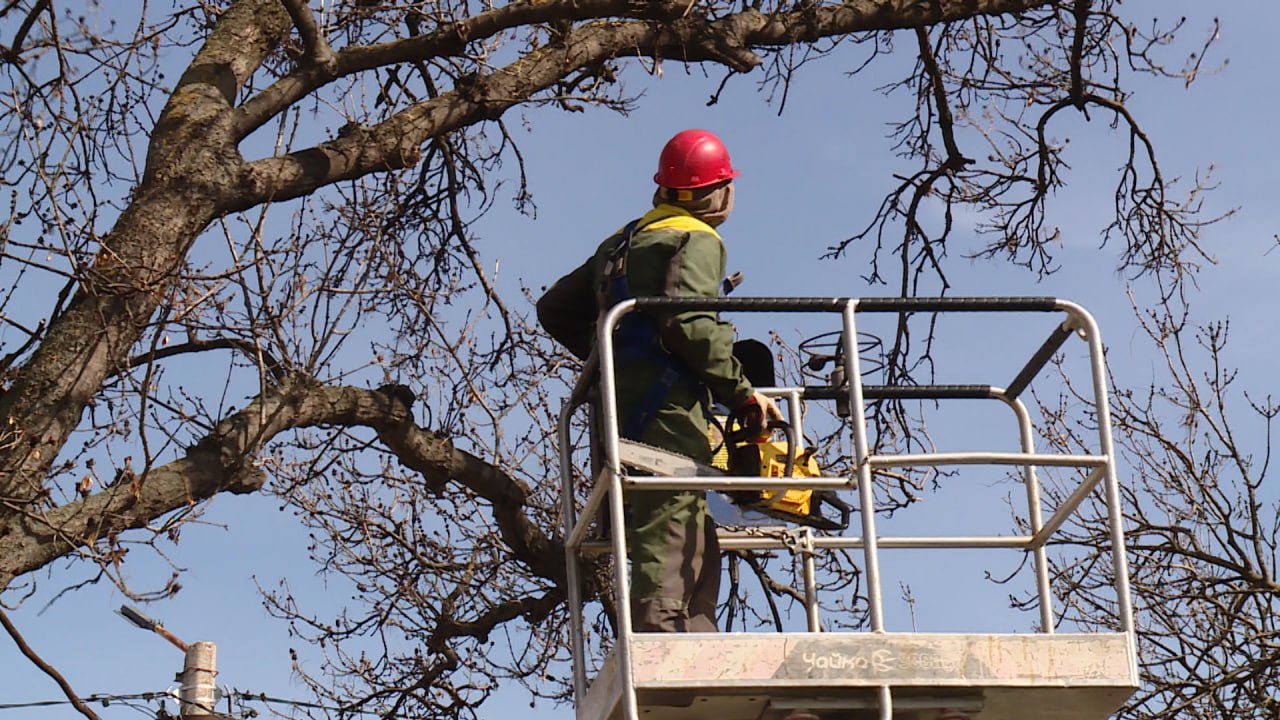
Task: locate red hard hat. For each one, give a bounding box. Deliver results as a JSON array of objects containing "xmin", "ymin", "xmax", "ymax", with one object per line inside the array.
[{"xmin": 653, "ymin": 129, "xmax": 740, "ymax": 189}]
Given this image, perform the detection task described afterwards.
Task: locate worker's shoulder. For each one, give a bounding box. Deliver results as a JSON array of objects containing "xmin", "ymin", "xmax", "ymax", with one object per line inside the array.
[
  {"xmin": 592, "ymin": 212, "xmax": 723, "ymax": 259},
  {"xmin": 636, "ymin": 220, "xmax": 722, "ymax": 253},
  {"xmin": 641, "ymin": 213, "xmax": 719, "ymax": 239},
  {"xmin": 638, "ymin": 226, "xmax": 720, "ymax": 249}
]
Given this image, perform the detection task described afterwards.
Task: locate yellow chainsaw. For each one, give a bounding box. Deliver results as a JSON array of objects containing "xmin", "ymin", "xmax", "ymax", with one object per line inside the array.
[
  {"xmin": 618, "ymin": 432, "xmax": 851, "ymax": 531},
  {"xmin": 711, "ymin": 411, "xmax": 851, "ymax": 531},
  {"xmin": 615, "ymin": 338, "xmax": 850, "ymax": 530}
]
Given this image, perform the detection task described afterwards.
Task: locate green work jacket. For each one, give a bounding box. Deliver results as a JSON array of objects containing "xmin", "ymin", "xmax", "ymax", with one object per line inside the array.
[{"xmin": 537, "ymin": 205, "xmax": 754, "ymax": 462}]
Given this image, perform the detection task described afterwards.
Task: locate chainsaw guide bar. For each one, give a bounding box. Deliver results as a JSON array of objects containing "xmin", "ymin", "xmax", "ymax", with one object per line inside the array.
[
  {"xmin": 614, "ymin": 440, "xmax": 851, "ymax": 531},
  {"xmin": 616, "ymin": 439, "xmax": 725, "ymax": 477}
]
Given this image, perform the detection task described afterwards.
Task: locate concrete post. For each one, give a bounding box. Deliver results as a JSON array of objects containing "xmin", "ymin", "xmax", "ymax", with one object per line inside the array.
[{"xmin": 178, "ymin": 641, "xmax": 218, "ymax": 719}]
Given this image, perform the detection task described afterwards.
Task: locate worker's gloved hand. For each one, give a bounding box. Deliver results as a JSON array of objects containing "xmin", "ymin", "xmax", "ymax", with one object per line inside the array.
[{"xmin": 735, "ymin": 391, "xmax": 783, "ymax": 443}]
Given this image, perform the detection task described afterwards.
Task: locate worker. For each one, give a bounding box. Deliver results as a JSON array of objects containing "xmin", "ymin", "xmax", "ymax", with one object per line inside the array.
[{"xmin": 537, "ymin": 129, "xmax": 781, "ymax": 632}]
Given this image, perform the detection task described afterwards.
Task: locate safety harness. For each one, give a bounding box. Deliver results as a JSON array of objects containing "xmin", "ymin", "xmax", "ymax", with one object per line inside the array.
[
  {"xmin": 598, "ymin": 216, "xmax": 850, "ymax": 530},
  {"xmin": 597, "ymin": 213, "xmax": 696, "ymax": 440}
]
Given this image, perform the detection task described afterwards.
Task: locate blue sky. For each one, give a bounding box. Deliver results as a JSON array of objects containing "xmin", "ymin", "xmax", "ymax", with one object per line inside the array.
[{"xmin": 4, "ymin": 2, "xmax": 1277, "ymax": 718}]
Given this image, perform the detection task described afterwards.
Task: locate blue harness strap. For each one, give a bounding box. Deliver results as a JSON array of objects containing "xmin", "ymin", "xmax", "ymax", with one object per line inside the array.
[
  {"xmin": 600, "ymin": 215, "xmax": 695, "ymax": 440},
  {"xmin": 623, "ymin": 365, "xmax": 685, "ymax": 440}
]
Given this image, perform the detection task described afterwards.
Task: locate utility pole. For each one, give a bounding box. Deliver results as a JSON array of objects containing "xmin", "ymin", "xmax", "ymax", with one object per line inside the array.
[
  {"xmin": 178, "ymin": 641, "xmax": 219, "ymax": 719},
  {"xmin": 117, "ymin": 605, "xmax": 224, "ymax": 719}
]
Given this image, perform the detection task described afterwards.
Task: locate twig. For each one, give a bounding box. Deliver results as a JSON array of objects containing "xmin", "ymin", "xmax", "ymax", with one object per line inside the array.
[
  {"xmin": 125, "ymin": 337, "xmax": 289, "ymax": 384},
  {"xmin": 0, "ymin": 607, "xmax": 103, "ymax": 720}
]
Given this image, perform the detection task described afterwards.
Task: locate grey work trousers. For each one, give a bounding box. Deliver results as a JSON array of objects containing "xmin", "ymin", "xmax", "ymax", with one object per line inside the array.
[{"xmin": 627, "ymin": 488, "xmax": 722, "ymax": 632}]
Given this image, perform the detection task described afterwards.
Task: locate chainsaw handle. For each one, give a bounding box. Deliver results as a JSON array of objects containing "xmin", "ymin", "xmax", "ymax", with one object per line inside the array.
[
  {"xmin": 778, "ymin": 422, "xmax": 796, "ymax": 478},
  {"xmin": 815, "ymin": 491, "xmax": 852, "ymax": 531},
  {"xmin": 724, "ymin": 406, "xmax": 788, "ymax": 443},
  {"xmin": 724, "ymin": 403, "xmax": 766, "ymax": 444},
  {"xmin": 725, "ymin": 419, "xmax": 797, "ymax": 478}
]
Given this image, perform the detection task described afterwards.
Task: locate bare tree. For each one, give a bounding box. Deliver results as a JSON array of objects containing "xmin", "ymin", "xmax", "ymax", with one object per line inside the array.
[
  {"xmin": 0, "ymin": 0, "xmax": 1224, "ymax": 717},
  {"xmin": 1028, "ymin": 289, "xmax": 1279, "ymax": 720}
]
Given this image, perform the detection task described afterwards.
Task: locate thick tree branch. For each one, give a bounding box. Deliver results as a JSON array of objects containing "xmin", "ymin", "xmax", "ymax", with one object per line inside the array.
[
  {"xmin": 915, "ymin": 26, "xmax": 970, "ymax": 171},
  {"xmin": 145, "ymin": 0, "xmax": 290, "ymax": 183},
  {"xmin": 0, "ymin": 0, "xmax": 48, "ymax": 63},
  {"xmin": 235, "ymin": 0, "xmax": 1057, "ymax": 202},
  {"xmin": 0, "ymin": 0, "xmax": 292, "ymax": 505},
  {"xmin": 0, "ymin": 380, "xmax": 562, "ymax": 591},
  {"xmin": 281, "ymin": 0, "xmax": 337, "ymax": 72},
  {"xmin": 1070, "ymin": 0, "xmax": 1090, "ymax": 105},
  {"xmin": 235, "ymin": 0, "xmax": 683, "ymax": 133}
]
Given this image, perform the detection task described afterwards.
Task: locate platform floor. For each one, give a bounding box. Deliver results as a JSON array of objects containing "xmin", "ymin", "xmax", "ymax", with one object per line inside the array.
[{"xmin": 579, "ymin": 632, "xmax": 1137, "ymax": 720}]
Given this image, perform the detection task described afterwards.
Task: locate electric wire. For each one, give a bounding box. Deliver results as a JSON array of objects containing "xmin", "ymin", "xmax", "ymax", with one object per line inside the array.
[
  {"xmin": 0, "ymin": 689, "xmax": 388, "ymax": 716},
  {"xmin": 228, "ymin": 691, "xmax": 385, "ymax": 715},
  {"xmin": 0, "ymin": 692, "xmax": 167, "ymax": 710}
]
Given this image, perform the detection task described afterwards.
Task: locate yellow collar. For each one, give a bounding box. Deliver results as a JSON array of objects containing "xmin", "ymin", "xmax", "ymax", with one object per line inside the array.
[{"xmin": 634, "ymin": 205, "xmax": 720, "ymax": 240}]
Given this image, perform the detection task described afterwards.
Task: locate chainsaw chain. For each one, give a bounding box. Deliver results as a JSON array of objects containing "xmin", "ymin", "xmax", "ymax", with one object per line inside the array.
[{"xmin": 718, "ymin": 524, "xmax": 817, "ymax": 555}]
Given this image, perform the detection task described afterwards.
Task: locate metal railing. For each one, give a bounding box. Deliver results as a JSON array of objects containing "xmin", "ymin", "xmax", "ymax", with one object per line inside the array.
[{"xmin": 556, "ymin": 297, "xmax": 1134, "ymax": 720}]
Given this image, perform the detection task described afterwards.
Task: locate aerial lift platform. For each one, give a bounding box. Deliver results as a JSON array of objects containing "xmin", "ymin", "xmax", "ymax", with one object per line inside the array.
[{"xmin": 556, "ymin": 297, "xmax": 1138, "ymax": 720}]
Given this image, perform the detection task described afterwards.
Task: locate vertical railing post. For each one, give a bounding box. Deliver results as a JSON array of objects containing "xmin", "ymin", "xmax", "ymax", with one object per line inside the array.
[
  {"xmin": 1061, "ymin": 302, "xmax": 1135, "ymax": 636},
  {"xmin": 798, "ymin": 527, "xmax": 820, "ymax": 631},
  {"xmin": 597, "ymin": 300, "xmax": 640, "ymax": 720},
  {"xmin": 1003, "ymin": 395, "xmax": 1055, "ymax": 633},
  {"xmin": 877, "ymin": 685, "xmax": 893, "ymax": 720},
  {"xmin": 841, "ymin": 300, "xmax": 886, "ymax": 632},
  {"xmin": 558, "ymin": 400, "xmax": 589, "ymax": 705}
]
